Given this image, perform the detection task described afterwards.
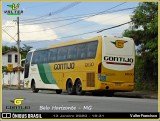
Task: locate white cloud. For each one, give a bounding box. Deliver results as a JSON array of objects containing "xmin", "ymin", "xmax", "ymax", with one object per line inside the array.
[
  {"xmin": 84, "ymin": 13, "xmax": 131, "ymax": 26},
  {"xmin": 2, "ymin": 20, "xmax": 58, "ymax": 42}
]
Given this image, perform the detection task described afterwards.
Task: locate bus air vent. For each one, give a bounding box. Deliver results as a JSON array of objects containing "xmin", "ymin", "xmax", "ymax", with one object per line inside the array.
[{"xmin": 87, "ymin": 72, "xmax": 95, "ymax": 87}]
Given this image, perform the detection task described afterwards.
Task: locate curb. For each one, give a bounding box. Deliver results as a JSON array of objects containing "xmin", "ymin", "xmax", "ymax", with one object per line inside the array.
[{"xmin": 114, "ymin": 91, "xmax": 158, "ymax": 99}]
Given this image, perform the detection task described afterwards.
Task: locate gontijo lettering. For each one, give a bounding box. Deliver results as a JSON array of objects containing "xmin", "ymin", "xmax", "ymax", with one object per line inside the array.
[
  {"xmin": 54, "ymin": 63, "xmax": 75, "ymax": 70},
  {"xmin": 104, "ymin": 56, "xmax": 134, "ymax": 63}
]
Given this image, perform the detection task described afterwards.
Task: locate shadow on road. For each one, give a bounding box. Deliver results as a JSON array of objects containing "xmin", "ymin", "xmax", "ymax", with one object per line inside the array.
[{"xmin": 39, "ymin": 90, "xmax": 157, "ymax": 99}]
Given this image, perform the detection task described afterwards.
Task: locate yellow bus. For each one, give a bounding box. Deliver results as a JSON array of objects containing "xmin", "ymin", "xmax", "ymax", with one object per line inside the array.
[{"xmin": 24, "ymin": 36, "xmax": 135, "ymax": 96}]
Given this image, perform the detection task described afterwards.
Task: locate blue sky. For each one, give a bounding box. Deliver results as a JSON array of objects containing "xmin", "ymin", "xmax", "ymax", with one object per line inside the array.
[{"xmin": 2, "ymin": 2, "xmax": 139, "ymax": 49}]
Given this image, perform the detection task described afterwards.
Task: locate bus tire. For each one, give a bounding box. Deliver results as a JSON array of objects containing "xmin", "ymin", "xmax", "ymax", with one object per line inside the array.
[
  {"xmin": 66, "ymin": 79, "xmax": 75, "ymax": 95},
  {"xmin": 31, "ymin": 80, "xmax": 39, "ymax": 93},
  {"xmin": 75, "ymin": 79, "xmax": 85, "ymax": 95},
  {"xmin": 56, "ymin": 90, "xmax": 62, "ymax": 94}
]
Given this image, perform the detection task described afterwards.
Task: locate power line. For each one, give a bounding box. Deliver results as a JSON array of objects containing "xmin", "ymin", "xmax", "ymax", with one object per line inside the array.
[
  {"xmin": 20, "ymin": 12, "xmax": 93, "ymax": 24},
  {"xmin": 23, "ymin": 2, "xmax": 126, "ymax": 25},
  {"xmin": 20, "ymin": 2, "xmax": 127, "ymax": 33},
  {"xmin": 97, "ymin": 21, "xmax": 132, "ymax": 33},
  {"xmin": 20, "ymin": 13, "xmax": 132, "ymax": 43},
  {"xmin": 36, "ymin": 12, "xmax": 132, "ymax": 40},
  {"xmin": 2, "ymin": 23, "xmax": 17, "ymax": 44},
  {"xmin": 9, "ymin": 34, "xmax": 17, "ymax": 42},
  {"xmin": 21, "ymin": 7, "xmax": 135, "ymax": 26},
  {"xmin": 2, "ymin": 21, "xmax": 17, "ymax": 34},
  {"xmin": 21, "ymin": 14, "xmax": 91, "ymax": 25},
  {"xmin": 2, "ymin": 34, "xmax": 17, "ymax": 46},
  {"xmin": 23, "ymin": 21, "xmax": 132, "ymax": 45},
  {"xmin": 20, "ymin": 6, "xmax": 135, "ymax": 24},
  {"xmin": 2, "ymin": 25, "xmax": 15, "ymax": 28},
  {"xmin": 20, "ymin": 2, "xmax": 81, "ymax": 22},
  {"xmin": 56, "ymin": 13, "xmax": 131, "ymax": 36},
  {"xmin": 2, "ymin": 29, "xmax": 17, "ymax": 42},
  {"xmin": 60, "ymin": 21, "xmax": 132, "ymax": 39}
]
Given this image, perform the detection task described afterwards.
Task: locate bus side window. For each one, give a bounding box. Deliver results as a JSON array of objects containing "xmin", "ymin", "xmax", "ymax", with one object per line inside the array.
[
  {"xmin": 24, "ymin": 52, "xmax": 32, "ymax": 78},
  {"xmin": 36, "ymin": 52, "xmax": 41, "ymax": 64},
  {"xmin": 77, "ymin": 43, "xmax": 87, "ymax": 59},
  {"xmin": 57, "ymin": 46, "xmax": 68, "ymax": 61},
  {"xmin": 26, "ymin": 53, "xmax": 31, "ymax": 65},
  {"xmin": 40, "ymin": 50, "xmax": 48, "ymax": 63},
  {"xmin": 67, "ymin": 45, "xmax": 77, "ymax": 60},
  {"xmin": 48, "ymin": 48, "xmax": 57, "ymax": 62},
  {"xmin": 32, "ymin": 51, "xmax": 38, "ymax": 64},
  {"xmin": 87, "ymin": 41, "xmax": 98, "ymax": 58}
]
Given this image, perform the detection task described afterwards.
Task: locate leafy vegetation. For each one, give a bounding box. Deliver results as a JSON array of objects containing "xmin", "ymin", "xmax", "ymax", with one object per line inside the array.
[
  {"xmin": 123, "ymin": 2, "xmax": 158, "ymax": 91},
  {"xmin": 2, "ymin": 44, "xmax": 33, "ymax": 59}
]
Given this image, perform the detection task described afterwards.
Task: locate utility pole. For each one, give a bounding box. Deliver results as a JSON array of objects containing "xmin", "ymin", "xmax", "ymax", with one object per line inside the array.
[{"xmin": 17, "ymin": 17, "xmax": 21, "ymax": 89}]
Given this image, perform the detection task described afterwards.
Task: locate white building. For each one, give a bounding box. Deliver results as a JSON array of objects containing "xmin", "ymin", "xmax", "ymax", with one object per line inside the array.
[
  {"xmin": 2, "ymin": 50, "xmax": 21, "ymax": 68},
  {"xmin": 2, "ymin": 50, "xmax": 24, "ymax": 86}
]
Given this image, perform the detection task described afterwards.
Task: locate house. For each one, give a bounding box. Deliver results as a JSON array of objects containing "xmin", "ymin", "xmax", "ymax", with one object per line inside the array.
[
  {"xmin": 2, "ymin": 50, "xmax": 21, "ymax": 68},
  {"xmin": 2, "ymin": 50, "xmax": 24, "ymax": 86}
]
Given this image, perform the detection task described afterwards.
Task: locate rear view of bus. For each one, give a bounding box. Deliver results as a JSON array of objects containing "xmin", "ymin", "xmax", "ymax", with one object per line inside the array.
[{"xmin": 100, "ymin": 36, "xmax": 135, "ymax": 92}]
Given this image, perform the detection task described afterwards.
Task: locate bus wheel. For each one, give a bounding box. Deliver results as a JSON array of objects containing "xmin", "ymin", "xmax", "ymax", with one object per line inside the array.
[
  {"xmin": 56, "ymin": 90, "xmax": 62, "ymax": 94},
  {"xmin": 31, "ymin": 81, "xmax": 39, "ymax": 93},
  {"xmin": 66, "ymin": 80, "xmax": 75, "ymax": 95},
  {"xmin": 75, "ymin": 80, "xmax": 85, "ymax": 95}
]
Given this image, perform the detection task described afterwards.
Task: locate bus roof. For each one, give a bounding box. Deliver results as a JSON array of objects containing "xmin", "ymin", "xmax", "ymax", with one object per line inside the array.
[
  {"xmin": 27, "ymin": 35, "xmax": 133, "ymax": 52},
  {"xmin": 28, "ymin": 49, "xmax": 36, "ymax": 53},
  {"xmin": 48, "ymin": 36, "xmax": 102, "ymax": 49}
]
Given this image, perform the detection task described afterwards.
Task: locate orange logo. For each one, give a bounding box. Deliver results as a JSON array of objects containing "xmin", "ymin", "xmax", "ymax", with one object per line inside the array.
[{"xmin": 111, "ymin": 40, "xmax": 127, "ymax": 48}]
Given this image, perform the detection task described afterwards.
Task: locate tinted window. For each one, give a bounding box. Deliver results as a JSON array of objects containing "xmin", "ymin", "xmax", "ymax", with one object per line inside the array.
[
  {"xmin": 32, "ymin": 51, "xmax": 41, "ymax": 64},
  {"xmin": 31, "ymin": 40, "xmax": 98, "ymax": 64},
  {"xmin": 40, "ymin": 50, "xmax": 48, "ymax": 63},
  {"xmin": 32, "ymin": 50, "xmax": 49, "ymax": 64},
  {"xmin": 57, "ymin": 47, "xmax": 68, "ymax": 61},
  {"xmin": 24, "ymin": 52, "xmax": 32, "ymax": 78},
  {"xmin": 87, "ymin": 41, "xmax": 98, "ymax": 58},
  {"xmin": 77, "ymin": 43, "xmax": 87, "ymax": 59},
  {"xmin": 48, "ymin": 48, "xmax": 57, "ymax": 62},
  {"xmin": 67, "ymin": 45, "xmax": 77, "ymax": 60},
  {"xmin": 26, "ymin": 53, "xmax": 32, "ymax": 64}
]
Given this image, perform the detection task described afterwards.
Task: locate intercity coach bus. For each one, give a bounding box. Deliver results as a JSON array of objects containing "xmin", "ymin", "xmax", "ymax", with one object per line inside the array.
[{"xmin": 23, "ymin": 36, "xmax": 135, "ymax": 96}]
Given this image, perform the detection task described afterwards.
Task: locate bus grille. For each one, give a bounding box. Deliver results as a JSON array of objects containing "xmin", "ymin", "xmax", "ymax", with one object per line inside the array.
[{"xmin": 87, "ymin": 72, "xmax": 95, "ymax": 87}]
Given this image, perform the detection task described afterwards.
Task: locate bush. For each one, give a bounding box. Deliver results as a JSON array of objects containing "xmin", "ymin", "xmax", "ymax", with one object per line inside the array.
[{"xmin": 135, "ymin": 80, "xmax": 158, "ymax": 92}]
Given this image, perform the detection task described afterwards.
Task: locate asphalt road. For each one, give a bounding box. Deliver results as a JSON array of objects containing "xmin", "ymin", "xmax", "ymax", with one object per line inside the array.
[{"xmin": 2, "ymin": 90, "xmax": 158, "ymax": 112}]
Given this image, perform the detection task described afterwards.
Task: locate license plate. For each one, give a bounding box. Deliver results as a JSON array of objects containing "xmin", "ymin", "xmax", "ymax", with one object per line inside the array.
[{"xmin": 115, "ymin": 83, "xmax": 121, "ymax": 86}]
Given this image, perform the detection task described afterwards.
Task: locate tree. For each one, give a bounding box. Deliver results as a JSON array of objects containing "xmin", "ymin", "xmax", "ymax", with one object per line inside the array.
[
  {"xmin": 2, "ymin": 44, "xmax": 33, "ymax": 59},
  {"xmin": 21, "ymin": 44, "xmax": 33, "ymax": 52},
  {"xmin": 21, "ymin": 44, "xmax": 33, "ymax": 59},
  {"xmin": 2, "ymin": 45, "xmax": 11, "ymax": 52},
  {"xmin": 2, "ymin": 45, "xmax": 17, "ymax": 52},
  {"xmin": 123, "ymin": 2, "xmax": 158, "ymax": 84}
]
